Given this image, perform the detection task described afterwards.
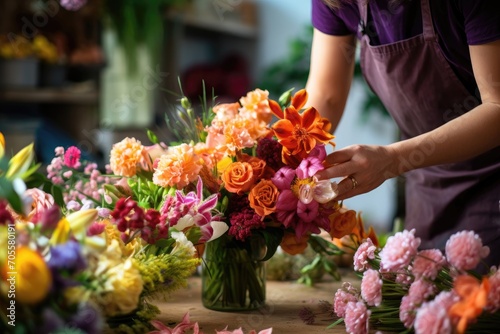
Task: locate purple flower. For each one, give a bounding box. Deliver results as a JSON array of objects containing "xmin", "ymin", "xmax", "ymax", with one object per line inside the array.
[
  {"xmin": 379, "ymin": 229, "xmax": 420, "ymax": 272},
  {"xmin": 67, "ymin": 303, "xmax": 103, "ymax": 334},
  {"xmin": 296, "ymin": 200, "xmax": 319, "ymax": 223},
  {"xmin": 445, "ymin": 230, "xmax": 489, "ymax": 271},
  {"xmin": 361, "ymin": 269, "xmax": 383, "ymax": 306},
  {"xmin": 48, "ymin": 240, "xmax": 86, "ymax": 272}
]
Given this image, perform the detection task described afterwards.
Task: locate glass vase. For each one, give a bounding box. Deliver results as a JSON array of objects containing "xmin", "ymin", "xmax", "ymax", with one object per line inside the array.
[{"xmin": 201, "ymin": 235, "xmax": 266, "ymax": 311}]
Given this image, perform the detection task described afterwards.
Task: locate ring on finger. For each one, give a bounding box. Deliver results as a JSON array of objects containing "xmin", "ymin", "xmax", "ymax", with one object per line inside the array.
[{"xmin": 349, "ymin": 175, "xmax": 358, "ymax": 190}]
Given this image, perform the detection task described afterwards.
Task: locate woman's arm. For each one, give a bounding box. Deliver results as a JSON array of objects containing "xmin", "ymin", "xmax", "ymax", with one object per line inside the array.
[
  {"xmin": 305, "ymin": 28, "xmax": 356, "ymax": 131},
  {"xmin": 316, "ymin": 39, "xmax": 500, "ymax": 200}
]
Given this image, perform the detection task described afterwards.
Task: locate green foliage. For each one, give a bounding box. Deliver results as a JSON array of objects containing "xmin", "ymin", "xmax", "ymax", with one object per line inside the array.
[{"xmin": 104, "ymin": 0, "xmax": 187, "ymax": 76}]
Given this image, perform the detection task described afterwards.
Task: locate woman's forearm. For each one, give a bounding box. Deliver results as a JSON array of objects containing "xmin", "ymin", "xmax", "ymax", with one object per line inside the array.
[{"xmin": 387, "ymin": 102, "xmax": 500, "ymax": 176}]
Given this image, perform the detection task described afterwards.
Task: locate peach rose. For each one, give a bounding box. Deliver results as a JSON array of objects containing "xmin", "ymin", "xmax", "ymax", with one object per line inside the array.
[
  {"xmin": 25, "ymin": 188, "xmax": 54, "ymax": 222},
  {"xmin": 249, "ymin": 179, "xmax": 279, "ymax": 217},
  {"xmin": 329, "ymin": 209, "xmax": 358, "ymax": 239},
  {"xmin": 280, "ymin": 232, "xmax": 309, "ymax": 255},
  {"xmin": 221, "ymin": 162, "xmax": 254, "ymax": 194}
]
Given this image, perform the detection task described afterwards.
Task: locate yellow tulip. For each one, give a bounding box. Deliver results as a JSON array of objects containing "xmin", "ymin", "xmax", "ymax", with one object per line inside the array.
[
  {"xmin": 66, "ymin": 209, "xmax": 98, "ymax": 239},
  {"xmin": 50, "ymin": 209, "xmax": 98, "ymax": 245},
  {"xmin": 6, "ymin": 143, "xmax": 34, "ymax": 180},
  {"xmin": 10, "ymin": 247, "xmax": 52, "ymax": 304},
  {"xmin": 0, "ymin": 132, "xmax": 5, "ymax": 159},
  {"xmin": 216, "ymin": 156, "xmax": 233, "ymax": 175},
  {"xmin": 49, "ymin": 218, "xmax": 71, "ymax": 245}
]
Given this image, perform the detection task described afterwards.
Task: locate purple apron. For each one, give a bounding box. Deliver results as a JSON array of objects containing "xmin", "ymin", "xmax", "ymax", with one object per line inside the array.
[{"xmin": 358, "ymin": 0, "xmax": 500, "ymax": 267}]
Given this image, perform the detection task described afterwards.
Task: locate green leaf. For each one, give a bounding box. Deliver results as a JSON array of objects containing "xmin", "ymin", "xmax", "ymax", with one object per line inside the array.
[
  {"xmin": 253, "ymin": 227, "xmax": 284, "ymax": 261},
  {"xmin": 0, "ymin": 177, "xmax": 23, "ymax": 213},
  {"xmin": 51, "ymin": 184, "xmax": 65, "ymax": 208}
]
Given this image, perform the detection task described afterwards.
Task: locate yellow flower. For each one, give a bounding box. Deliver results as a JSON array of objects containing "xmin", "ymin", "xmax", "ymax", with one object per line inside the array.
[
  {"xmin": 98, "ymin": 258, "xmax": 143, "ymax": 317},
  {"xmin": 50, "ymin": 209, "xmax": 98, "ymax": 245},
  {"xmin": 9, "ymin": 247, "xmax": 52, "ymax": 304},
  {"xmin": 5, "ymin": 143, "xmax": 34, "ymax": 180}
]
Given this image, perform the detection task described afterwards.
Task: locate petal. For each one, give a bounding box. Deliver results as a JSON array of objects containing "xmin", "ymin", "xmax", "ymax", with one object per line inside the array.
[
  {"xmin": 268, "ymin": 98, "xmax": 284, "ymax": 119},
  {"xmin": 313, "ymin": 179, "xmax": 338, "ymax": 203},
  {"xmin": 272, "ymin": 119, "xmax": 294, "ymax": 139},
  {"xmin": 297, "ymin": 200, "xmax": 319, "ymax": 223},
  {"xmin": 291, "ymin": 89, "xmax": 308, "ymax": 110},
  {"xmin": 207, "ymin": 221, "xmax": 229, "ymax": 241},
  {"xmin": 301, "ymin": 107, "xmax": 320, "ymax": 130},
  {"xmin": 284, "ymin": 106, "xmax": 302, "ymax": 126}
]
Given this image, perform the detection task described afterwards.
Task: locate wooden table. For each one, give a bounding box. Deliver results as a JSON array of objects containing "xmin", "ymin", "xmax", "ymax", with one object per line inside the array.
[{"xmin": 154, "ymin": 273, "xmax": 358, "ymax": 333}]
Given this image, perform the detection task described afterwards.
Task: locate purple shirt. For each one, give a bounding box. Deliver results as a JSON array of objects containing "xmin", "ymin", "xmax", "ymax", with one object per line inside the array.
[{"xmin": 312, "ymin": 0, "xmax": 500, "ymax": 97}]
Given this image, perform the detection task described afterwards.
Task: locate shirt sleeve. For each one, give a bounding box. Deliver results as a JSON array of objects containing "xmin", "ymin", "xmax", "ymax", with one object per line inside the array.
[
  {"xmin": 311, "ymin": 0, "xmax": 352, "ymax": 36},
  {"xmin": 459, "ymin": 0, "xmax": 500, "ymax": 45}
]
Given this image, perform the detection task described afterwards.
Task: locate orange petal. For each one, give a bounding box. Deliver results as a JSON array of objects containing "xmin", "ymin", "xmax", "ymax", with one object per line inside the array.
[
  {"xmin": 291, "ymin": 89, "xmax": 308, "ymax": 110},
  {"xmin": 272, "ymin": 120, "xmax": 294, "ymax": 140},
  {"xmin": 301, "ymin": 107, "xmax": 321, "ymax": 129},
  {"xmin": 269, "ymin": 99, "xmax": 284, "ymax": 119},
  {"xmin": 284, "ymin": 106, "xmax": 302, "ymax": 126}
]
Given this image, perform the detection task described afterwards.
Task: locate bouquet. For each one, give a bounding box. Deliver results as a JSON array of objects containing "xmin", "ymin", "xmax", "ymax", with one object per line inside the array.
[
  {"xmin": 0, "ymin": 136, "xmax": 200, "ymax": 333},
  {"xmin": 146, "ymin": 87, "xmax": 359, "ymax": 310},
  {"xmin": 329, "ymin": 228, "xmax": 500, "ymax": 334}
]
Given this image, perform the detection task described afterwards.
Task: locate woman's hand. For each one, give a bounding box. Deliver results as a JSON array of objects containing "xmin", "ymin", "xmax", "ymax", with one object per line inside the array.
[{"xmin": 315, "ymin": 144, "xmax": 399, "ymax": 201}]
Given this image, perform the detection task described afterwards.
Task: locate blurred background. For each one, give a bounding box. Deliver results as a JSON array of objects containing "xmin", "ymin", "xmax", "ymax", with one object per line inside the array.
[{"xmin": 0, "ymin": 0, "xmax": 399, "ymax": 233}]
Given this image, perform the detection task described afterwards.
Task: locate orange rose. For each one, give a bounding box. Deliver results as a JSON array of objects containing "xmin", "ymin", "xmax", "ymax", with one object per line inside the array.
[
  {"xmin": 329, "ymin": 209, "xmax": 357, "ymax": 239},
  {"xmin": 222, "ymin": 162, "xmax": 254, "ymax": 194},
  {"xmin": 280, "ymin": 232, "xmax": 309, "ymax": 255},
  {"xmin": 238, "ymin": 154, "xmax": 267, "ymax": 179},
  {"xmin": 249, "ymin": 179, "xmax": 279, "ymax": 217}
]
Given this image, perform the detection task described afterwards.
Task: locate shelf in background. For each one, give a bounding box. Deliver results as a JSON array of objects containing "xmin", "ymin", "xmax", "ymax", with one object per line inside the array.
[
  {"xmin": 0, "ymin": 86, "xmax": 99, "ymax": 104},
  {"xmin": 166, "ymin": 10, "xmax": 258, "ymax": 39}
]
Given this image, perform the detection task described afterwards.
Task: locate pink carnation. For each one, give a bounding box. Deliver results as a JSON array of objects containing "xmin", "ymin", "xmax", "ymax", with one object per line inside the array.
[
  {"xmin": 333, "ymin": 287, "xmax": 358, "ymax": 318},
  {"xmin": 412, "ymin": 249, "xmax": 446, "ymax": 280},
  {"xmin": 361, "ymin": 269, "xmax": 383, "ymax": 306},
  {"xmin": 445, "ymin": 231, "xmax": 489, "ymax": 271},
  {"xmin": 399, "ymin": 295, "xmax": 417, "ymax": 328},
  {"xmin": 486, "ymin": 267, "xmax": 500, "ymax": 312},
  {"xmin": 407, "ymin": 279, "xmax": 437, "ymax": 307},
  {"xmin": 395, "ymin": 272, "xmax": 413, "ymax": 286},
  {"xmin": 414, "ymin": 298, "xmax": 453, "ymax": 334},
  {"xmin": 64, "ymin": 146, "xmax": 81, "ymax": 168},
  {"xmin": 353, "ymin": 238, "xmax": 377, "ymax": 272},
  {"xmin": 344, "ymin": 301, "xmax": 370, "ymax": 334},
  {"xmin": 379, "ymin": 229, "xmax": 420, "ymax": 272}
]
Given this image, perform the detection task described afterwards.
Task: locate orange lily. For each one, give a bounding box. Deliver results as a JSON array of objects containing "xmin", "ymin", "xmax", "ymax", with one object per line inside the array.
[
  {"xmin": 449, "ymin": 275, "xmax": 490, "ymax": 334},
  {"xmin": 270, "ymin": 89, "xmax": 334, "ymax": 167}
]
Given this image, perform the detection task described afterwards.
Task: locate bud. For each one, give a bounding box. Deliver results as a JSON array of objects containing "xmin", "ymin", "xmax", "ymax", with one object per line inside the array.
[
  {"xmin": 180, "ymin": 96, "xmax": 191, "ymax": 109},
  {"xmin": 6, "ymin": 143, "xmax": 35, "ymax": 180},
  {"xmin": 278, "ymin": 88, "xmax": 294, "ymax": 107},
  {"xmin": 66, "ymin": 209, "xmax": 98, "ymax": 240}
]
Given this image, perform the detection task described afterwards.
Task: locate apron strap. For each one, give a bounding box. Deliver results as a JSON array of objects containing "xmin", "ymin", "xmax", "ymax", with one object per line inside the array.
[{"xmin": 420, "ymin": 0, "xmax": 437, "ymax": 41}]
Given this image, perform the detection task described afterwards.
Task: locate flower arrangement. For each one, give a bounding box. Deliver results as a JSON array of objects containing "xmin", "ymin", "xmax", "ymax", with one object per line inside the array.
[
  {"xmin": 1, "ymin": 85, "xmax": 359, "ymax": 332},
  {"xmin": 0, "ymin": 136, "xmax": 201, "ymax": 333},
  {"xmin": 327, "ymin": 228, "xmax": 500, "ymax": 334},
  {"xmin": 145, "ymin": 87, "xmax": 358, "ymax": 310}
]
